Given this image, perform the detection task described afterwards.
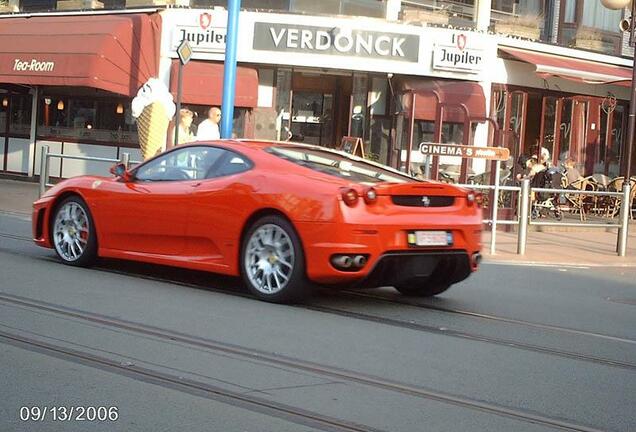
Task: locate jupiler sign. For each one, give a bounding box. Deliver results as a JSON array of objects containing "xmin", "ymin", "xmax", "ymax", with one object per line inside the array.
[
  {"xmin": 432, "ymin": 33, "xmax": 484, "ymax": 73},
  {"xmin": 171, "ymin": 12, "xmax": 227, "ymax": 54}
]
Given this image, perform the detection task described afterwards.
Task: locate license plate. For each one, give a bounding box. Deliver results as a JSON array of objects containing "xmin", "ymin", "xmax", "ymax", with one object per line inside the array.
[{"xmin": 410, "ymin": 231, "xmax": 452, "ymax": 247}]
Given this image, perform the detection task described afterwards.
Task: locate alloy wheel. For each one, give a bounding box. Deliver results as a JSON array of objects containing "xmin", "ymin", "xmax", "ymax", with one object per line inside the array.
[
  {"xmin": 53, "ymin": 201, "xmax": 90, "ymax": 262},
  {"xmin": 244, "ymin": 224, "xmax": 295, "ymax": 295}
]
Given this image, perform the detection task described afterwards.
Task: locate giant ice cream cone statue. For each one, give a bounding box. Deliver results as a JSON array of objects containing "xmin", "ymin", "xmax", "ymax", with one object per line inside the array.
[{"xmin": 131, "ymin": 78, "xmax": 176, "ymax": 160}]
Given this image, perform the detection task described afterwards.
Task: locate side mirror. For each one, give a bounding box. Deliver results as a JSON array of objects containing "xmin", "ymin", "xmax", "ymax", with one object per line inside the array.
[{"xmin": 110, "ymin": 163, "xmax": 133, "ymax": 182}]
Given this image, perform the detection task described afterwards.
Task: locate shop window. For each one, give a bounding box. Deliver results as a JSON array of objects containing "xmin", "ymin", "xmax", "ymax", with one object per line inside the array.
[
  {"xmin": 190, "ymin": 0, "xmax": 290, "ymax": 10},
  {"xmin": 559, "ymin": 0, "xmax": 622, "ymax": 54},
  {"xmin": 490, "ymin": 0, "xmax": 545, "ymax": 37},
  {"xmin": 38, "ymin": 95, "xmax": 138, "ymax": 144},
  {"xmin": 9, "ymin": 94, "xmax": 32, "ymax": 137},
  {"xmin": 0, "ymin": 94, "xmax": 8, "ymax": 135},
  {"xmin": 365, "ymin": 75, "xmax": 391, "ymax": 164},
  {"xmin": 540, "ymin": 96, "xmax": 557, "ymax": 162},
  {"xmin": 369, "ymin": 78, "xmax": 388, "ymax": 117},
  {"xmin": 101, "ymin": 0, "xmax": 125, "ymax": 8},
  {"xmin": 290, "ymin": 92, "xmax": 333, "ymax": 146},
  {"xmin": 19, "ymin": 0, "xmax": 55, "ymax": 12},
  {"xmin": 611, "ymin": 105, "xmax": 625, "ymax": 165},
  {"xmin": 291, "ymin": 0, "xmax": 385, "ymax": 17},
  {"xmin": 437, "ymin": 119, "xmax": 465, "ymax": 182},
  {"xmin": 187, "ymin": 105, "xmax": 248, "ymax": 139},
  {"xmin": 367, "ymin": 117, "xmax": 391, "ymax": 164}
]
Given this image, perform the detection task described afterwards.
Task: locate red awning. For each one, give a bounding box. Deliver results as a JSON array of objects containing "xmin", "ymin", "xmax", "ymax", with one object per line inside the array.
[
  {"xmin": 169, "ymin": 60, "xmax": 258, "ymax": 108},
  {"xmin": 0, "ymin": 14, "xmax": 160, "ymax": 96},
  {"xmin": 499, "ymin": 47, "xmax": 632, "ymax": 86},
  {"xmin": 400, "ymin": 79, "xmax": 487, "ymax": 122}
]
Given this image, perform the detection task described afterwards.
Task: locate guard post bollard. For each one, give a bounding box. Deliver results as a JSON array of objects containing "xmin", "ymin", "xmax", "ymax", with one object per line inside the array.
[
  {"xmin": 38, "ymin": 145, "xmax": 50, "ymax": 198},
  {"xmin": 617, "ymin": 183, "xmax": 631, "ymax": 257},
  {"xmin": 489, "ymin": 159, "xmax": 502, "ymax": 255},
  {"xmin": 517, "ymin": 178, "xmax": 530, "ymax": 255},
  {"xmin": 120, "ymin": 152, "xmax": 130, "ymax": 170}
]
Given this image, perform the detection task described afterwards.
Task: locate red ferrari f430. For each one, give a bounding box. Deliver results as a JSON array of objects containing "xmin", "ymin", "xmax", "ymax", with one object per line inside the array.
[{"xmin": 33, "ymin": 140, "xmax": 482, "ymax": 303}]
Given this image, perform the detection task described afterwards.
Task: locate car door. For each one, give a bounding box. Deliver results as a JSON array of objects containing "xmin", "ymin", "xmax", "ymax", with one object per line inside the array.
[
  {"xmin": 96, "ymin": 146, "xmax": 211, "ymax": 256},
  {"xmin": 184, "ymin": 148, "xmax": 255, "ymax": 267}
]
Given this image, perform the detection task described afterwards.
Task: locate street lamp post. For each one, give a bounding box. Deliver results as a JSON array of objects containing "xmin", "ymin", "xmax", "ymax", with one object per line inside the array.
[
  {"xmin": 220, "ymin": 0, "xmax": 241, "ymax": 139},
  {"xmin": 601, "ymin": 0, "xmax": 635, "ymax": 181}
]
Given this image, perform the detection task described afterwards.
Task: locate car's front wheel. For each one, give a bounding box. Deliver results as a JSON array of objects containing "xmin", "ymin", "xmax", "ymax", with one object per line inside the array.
[
  {"xmin": 51, "ymin": 196, "xmax": 97, "ymax": 266},
  {"xmin": 240, "ymin": 216, "xmax": 309, "ymax": 303}
]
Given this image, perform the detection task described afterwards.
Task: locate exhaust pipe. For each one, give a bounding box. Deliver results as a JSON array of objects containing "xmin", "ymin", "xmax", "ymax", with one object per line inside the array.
[
  {"xmin": 331, "ymin": 255, "xmax": 353, "ymax": 269},
  {"xmin": 353, "ymin": 255, "xmax": 367, "ymax": 268},
  {"xmin": 471, "ymin": 252, "xmax": 482, "ymax": 268}
]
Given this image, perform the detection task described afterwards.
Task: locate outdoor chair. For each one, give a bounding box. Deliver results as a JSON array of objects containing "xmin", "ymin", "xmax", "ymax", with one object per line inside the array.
[
  {"xmin": 604, "ymin": 177, "xmax": 636, "ymax": 219},
  {"xmin": 562, "ymin": 176, "xmax": 596, "ymax": 221}
]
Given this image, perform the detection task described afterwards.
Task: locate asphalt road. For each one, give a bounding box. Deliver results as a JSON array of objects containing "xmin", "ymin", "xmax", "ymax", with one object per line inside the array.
[{"xmin": 0, "ymin": 212, "xmax": 634, "ymax": 432}]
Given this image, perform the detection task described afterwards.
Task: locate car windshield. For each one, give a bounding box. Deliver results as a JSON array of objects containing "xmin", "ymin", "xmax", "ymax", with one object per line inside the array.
[{"xmin": 267, "ymin": 146, "xmax": 414, "ymax": 184}]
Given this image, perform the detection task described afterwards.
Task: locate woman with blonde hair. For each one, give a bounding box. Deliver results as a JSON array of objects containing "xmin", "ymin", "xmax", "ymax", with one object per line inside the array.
[{"xmin": 168, "ymin": 108, "xmax": 195, "ymax": 148}]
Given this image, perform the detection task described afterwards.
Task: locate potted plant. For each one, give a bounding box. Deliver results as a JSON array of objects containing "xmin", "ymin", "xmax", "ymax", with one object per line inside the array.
[
  {"xmin": 56, "ymin": 0, "xmax": 104, "ymax": 9},
  {"xmin": 125, "ymin": 0, "xmax": 190, "ymax": 6},
  {"xmin": 574, "ymin": 27, "xmax": 614, "ymax": 52},
  {"xmin": 0, "ymin": 0, "xmax": 19, "ymax": 12},
  {"xmin": 493, "ymin": 14, "xmax": 543, "ymax": 40},
  {"xmin": 400, "ymin": 6, "xmax": 450, "ymax": 26}
]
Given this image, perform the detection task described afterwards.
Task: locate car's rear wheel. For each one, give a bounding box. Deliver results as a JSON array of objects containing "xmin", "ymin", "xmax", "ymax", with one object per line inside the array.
[
  {"xmin": 394, "ymin": 281, "xmax": 450, "ymax": 297},
  {"xmin": 240, "ymin": 216, "xmax": 309, "ymax": 303},
  {"xmin": 51, "ymin": 196, "xmax": 97, "ymax": 266}
]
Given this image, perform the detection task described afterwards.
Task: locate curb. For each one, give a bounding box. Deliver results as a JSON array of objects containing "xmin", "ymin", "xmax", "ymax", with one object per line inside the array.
[{"xmin": 483, "ymin": 258, "xmax": 636, "ymax": 268}]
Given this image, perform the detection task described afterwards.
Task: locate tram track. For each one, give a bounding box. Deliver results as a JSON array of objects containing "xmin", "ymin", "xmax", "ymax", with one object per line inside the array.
[
  {"xmin": 2, "ymin": 230, "xmax": 636, "ymax": 370},
  {"xmin": 0, "ymin": 232, "xmax": 32, "ymax": 242},
  {"xmin": 75, "ymin": 260, "xmax": 636, "ymax": 370},
  {"xmin": 0, "ymin": 328, "xmax": 382, "ymax": 432},
  {"xmin": 337, "ymin": 291, "xmax": 636, "ymax": 346},
  {"xmin": 0, "ymin": 292, "xmax": 610, "ymax": 432}
]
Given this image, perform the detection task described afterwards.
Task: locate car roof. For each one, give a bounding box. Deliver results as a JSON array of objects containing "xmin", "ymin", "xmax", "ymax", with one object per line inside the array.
[
  {"xmin": 173, "ymin": 139, "xmax": 413, "ymax": 179},
  {"xmin": 184, "ymin": 139, "xmax": 328, "ymax": 150}
]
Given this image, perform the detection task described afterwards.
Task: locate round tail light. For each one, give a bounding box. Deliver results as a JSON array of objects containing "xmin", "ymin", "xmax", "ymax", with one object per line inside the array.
[
  {"xmin": 340, "ymin": 188, "xmax": 359, "ymax": 206},
  {"xmin": 363, "ymin": 187, "xmax": 377, "ymax": 204}
]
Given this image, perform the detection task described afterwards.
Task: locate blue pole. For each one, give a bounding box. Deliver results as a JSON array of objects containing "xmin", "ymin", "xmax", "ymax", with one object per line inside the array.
[{"xmin": 220, "ymin": 0, "xmax": 240, "ymax": 139}]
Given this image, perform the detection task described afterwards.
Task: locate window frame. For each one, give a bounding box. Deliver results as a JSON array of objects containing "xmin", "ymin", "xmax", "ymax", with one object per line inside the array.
[
  {"xmin": 132, "ymin": 145, "xmax": 253, "ymax": 183},
  {"xmin": 557, "ymin": 0, "xmax": 623, "ymax": 54}
]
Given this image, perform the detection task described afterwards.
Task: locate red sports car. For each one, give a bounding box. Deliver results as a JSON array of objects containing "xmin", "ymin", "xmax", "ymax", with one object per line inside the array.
[{"xmin": 33, "ymin": 140, "xmax": 482, "ymax": 303}]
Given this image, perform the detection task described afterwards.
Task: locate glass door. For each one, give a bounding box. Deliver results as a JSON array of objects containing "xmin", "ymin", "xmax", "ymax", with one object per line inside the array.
[
  {"xmin": 290, "ymin": 91, "xmax": 334, "ymax": 146},
  {"xmin": 539, "ymin": 96, "xmax": 558, "ymax": 164}
]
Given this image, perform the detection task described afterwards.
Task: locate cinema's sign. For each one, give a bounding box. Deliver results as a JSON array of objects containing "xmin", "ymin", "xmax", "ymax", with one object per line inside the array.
[{"xmin": 420, "ymin": 143, "xmax": 510, "ymax": 160}]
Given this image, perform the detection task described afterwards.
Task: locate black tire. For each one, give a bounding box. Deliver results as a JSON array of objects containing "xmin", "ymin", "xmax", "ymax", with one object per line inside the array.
[
  {"xmin": 240, "ymin": 215, "xmax": 310, "ymax": 303},
  {"xmin": 394, "ymin": 280, "xmax": 450, "ymax": 297},
  {"xmin": 50, "ymin": 196, "xmax": 97, "ymax": 267},
  {"xmin": 531, "ymin": 207, "xmax": 540, "ymax": 220}
]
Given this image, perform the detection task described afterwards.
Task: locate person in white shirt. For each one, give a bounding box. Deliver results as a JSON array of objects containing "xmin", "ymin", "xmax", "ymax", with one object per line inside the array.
[{"xmin": 196, "ymin": 107, "xmax": 221, "ymax": 141}]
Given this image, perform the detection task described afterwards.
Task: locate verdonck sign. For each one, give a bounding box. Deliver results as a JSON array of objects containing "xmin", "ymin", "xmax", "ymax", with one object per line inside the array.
[
  {"xmin": 420, "ymin": 143, "xmax": 510, "ymax": 161},
  {"xmin": 252, "ymin": 22, "xmax": 420, "ymax": 62}
]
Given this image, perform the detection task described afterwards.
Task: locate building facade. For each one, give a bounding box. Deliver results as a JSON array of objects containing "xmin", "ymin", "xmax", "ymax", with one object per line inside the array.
[{"xmin": 0, "ymin": 0, "xmax": 633, "ymax": 182}]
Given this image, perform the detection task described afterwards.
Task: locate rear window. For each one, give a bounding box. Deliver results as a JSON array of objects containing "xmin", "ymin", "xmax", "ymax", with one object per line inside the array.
[{"xmin": 267, "ymin": 146, "xmax": 414, "ymax": 184}]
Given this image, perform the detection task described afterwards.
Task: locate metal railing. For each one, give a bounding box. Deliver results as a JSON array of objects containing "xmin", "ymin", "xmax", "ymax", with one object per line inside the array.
[
  {"xmin": 38, "ymin": 145, "xmax": 132, "ymax": 198},
  {"xmin": 459, "ymin": 178, "xmax": 632, "ymax": 257},
  {"xmin": 455, "ymin": 183, "xmax": 521, "ymax": 255},
  {"xmin": 37, "ymin": 145, "xmax": 632, "ymax": 257}
]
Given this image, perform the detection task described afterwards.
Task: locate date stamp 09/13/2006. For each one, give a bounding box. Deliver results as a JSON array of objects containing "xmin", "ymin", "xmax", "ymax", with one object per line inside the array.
[{"xmin": 19, "ymin": 406, "xmax": 119, "ymax": 422}]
